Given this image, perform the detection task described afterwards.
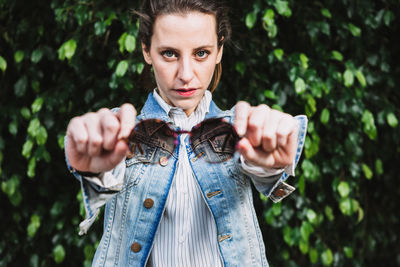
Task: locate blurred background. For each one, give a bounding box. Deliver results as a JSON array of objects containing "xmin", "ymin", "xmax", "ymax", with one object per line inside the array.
[{"xmin": 1, "ymin": 0, "xmax": 399, "ymax": 266}]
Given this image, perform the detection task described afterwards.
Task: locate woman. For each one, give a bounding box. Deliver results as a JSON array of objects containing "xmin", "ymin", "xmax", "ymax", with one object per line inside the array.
[{"xmin": 65, "ymin": 0, "xmax": 307, "ymax": 266}]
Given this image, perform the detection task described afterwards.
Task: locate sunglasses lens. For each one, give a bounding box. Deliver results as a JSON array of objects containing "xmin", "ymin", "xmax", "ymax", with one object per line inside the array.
[
  {"xmin": 128, "ymin": 119, "xmax": 176, "ymax": 163},
  {"xmin": 190, "ymin": 118, "xmax": 239, "ymax": 163}
]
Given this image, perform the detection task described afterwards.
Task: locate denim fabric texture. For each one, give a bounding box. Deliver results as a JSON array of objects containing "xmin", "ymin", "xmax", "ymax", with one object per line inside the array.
[{"xmin": 66, "ymin": 92, "xmax": 307, "ymax": 266}]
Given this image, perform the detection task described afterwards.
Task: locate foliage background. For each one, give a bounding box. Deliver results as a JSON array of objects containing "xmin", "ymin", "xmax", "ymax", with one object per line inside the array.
[{"xmin": 1, "ymin": 0, "xmax": 399, "ymax": 266}]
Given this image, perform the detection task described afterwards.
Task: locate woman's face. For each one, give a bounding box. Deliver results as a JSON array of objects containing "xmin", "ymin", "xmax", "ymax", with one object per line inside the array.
[{"xmin": 142, "ymin": 12, "xmax": 223, "ymax": 116}]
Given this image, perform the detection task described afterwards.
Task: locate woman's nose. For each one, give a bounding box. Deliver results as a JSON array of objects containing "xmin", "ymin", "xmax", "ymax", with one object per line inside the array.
[{"xmin": 177, "ymin": 57, "xmax": 194, "ymax": 84}]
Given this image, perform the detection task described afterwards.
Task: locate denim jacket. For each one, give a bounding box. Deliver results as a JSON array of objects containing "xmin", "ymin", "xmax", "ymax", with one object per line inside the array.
[{"xmin": 67, "ymin": 93, "xmax": 307, "ymax": 266}]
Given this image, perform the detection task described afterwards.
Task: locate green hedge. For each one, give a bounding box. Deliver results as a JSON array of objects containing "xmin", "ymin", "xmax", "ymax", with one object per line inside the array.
[{"xmin": 1, "ymin": 0, "xmax": 399, "ymax": 266}]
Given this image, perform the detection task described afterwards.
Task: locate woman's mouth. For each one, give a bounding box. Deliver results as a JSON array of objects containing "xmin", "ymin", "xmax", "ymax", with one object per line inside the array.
[{"xmin": 174, "ymin": 88, "xmax": 196, "ymax": 97}]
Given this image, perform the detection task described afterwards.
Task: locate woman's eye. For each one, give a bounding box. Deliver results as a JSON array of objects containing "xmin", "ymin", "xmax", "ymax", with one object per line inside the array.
[
  {"xmin": 196, "ymin": 50, "xmax": 209, "ymax": 59},
  {"xmin": 162, "ymin": 50, "xmax": 176, "ymax": 58}
]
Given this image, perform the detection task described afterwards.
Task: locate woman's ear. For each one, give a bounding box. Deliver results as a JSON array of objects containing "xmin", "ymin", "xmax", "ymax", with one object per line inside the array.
[{"xmin": 142, "ymin": 43, "xmax": 152, "ymax": 65}]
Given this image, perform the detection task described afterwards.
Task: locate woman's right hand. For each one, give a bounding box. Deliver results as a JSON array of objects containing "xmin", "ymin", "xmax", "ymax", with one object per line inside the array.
[{"xmin": 66, "ymin": 103, "xmax": 137, "ymax": 173}]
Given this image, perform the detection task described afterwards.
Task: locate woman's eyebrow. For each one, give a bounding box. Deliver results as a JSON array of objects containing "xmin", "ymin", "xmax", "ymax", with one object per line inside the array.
[{"xmin": 156, "ymin": 45, "xmax": 215, "ymax": 51}]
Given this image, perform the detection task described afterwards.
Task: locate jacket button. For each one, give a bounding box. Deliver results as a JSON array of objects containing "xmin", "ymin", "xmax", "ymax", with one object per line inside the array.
[
  {"xmin": 131, "ymin": 242, "xmax": 141, "ymax": 253},
  {"xmin": 274, "ymin": 188, "xmax": 286, "ymax": 197},
  {"xmin": 143, "ymin": 198, "xmax": 154, "ymax": 209},
  {"xmin": 159, "ymin": 156, "xmax": 168, "ymax": 166}
]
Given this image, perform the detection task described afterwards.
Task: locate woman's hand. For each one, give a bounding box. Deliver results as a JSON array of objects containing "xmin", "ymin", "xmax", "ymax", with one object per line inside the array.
[
  {"xmin": 234, "ymin": 101, "xmax": 298, "ymax": 169},
  {"xmin": 66, "ymin": 103, "xmax": 137, "ymax": 173}
]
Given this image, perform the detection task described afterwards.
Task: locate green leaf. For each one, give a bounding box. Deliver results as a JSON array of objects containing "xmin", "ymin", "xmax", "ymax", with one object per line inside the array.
[
  {"xmin": 343, "ymin": 246, "xmax": 353, "ymax": 258},
  {"xmin": 31, "ymin": 49, "xmax": 43, "ymax": 63},
  {"xmin": 264, "ymin": 90, "xmax": 277, "ymax": 100},
  {"xmin": 362, "ymin": 163, "xmax": 373, "ymax": 180},
  {"xmin": 321, "ymin": 248, "xmax": 333, "ymax": 266},
  {"xmin": 300, "ymin": 221, "xmax": 314, "ymax": 241},
  {"xmin": 21, "ymin": 107, "xmax": 31, "ymax": 119},
  {"xmin": 118, "ymin": 32, "xmax": 127, "ymax": 53},
  {"xmin": 1, "ymin": 175, "xmax": 20, "ymax": 197},
  {"xmin": 125, "ymin": 34, "xmax": 136, "ymax": 53},
  {"xmin": 262, "ymin": 9, "xmax": 275, "ymax": 27},
  {"xmin": 299, "ymin": 53, "xmax": 309, "ymax": 69},
  {"xmin": 274, "ymin": 0, "xmax": 292, "ymax": 17},
  {"xmin": 299, "ymin": 238, "xmax": 309, "ymax": 254},
  {"xmin": 283, "ymin": 225, "xmax": 295, "ymax": 246},
  {"xmin": 235, "ymin": 61, "xmax": 246, "ymax": 76},
  {"xmin": 343, "ymin": 69, "xmax": 354, "ymax": 87},
  {"xmin": 320, "ymin": 108, "xmax": 330, "ymax": 125},
  {"xmin": 338, "ymin": 181, "xmax": 350, "ymax": 198},
  {"xmin": 27, "ymin": 157, "xmax": 36, "ymax": 178},
  {"xmin": 31, "ymin": 97, "xmax": 44, "ymax": 114},
  {"xmin": 136, "ymin": 62, "xmax": 145, "ymax": 75},
  {"xmin": 348, "ymin": 23, "xmax": 361, "ymax": 37},
  {"xmin": 22, "ymin": 139, "xmax": 34, "ymax": 159},
  {"xmin": 386, "ymin": 112, "xmax": 398, "ymax": 128},
  {"xmin": 9, "ymin": 120, "xmax": 18, "ymax": 136},
  {"xmin": 306, "ymin": 209, "xmax": 317, "ymax": 224},
  {"xmin": 53, "ymin": 244, "xmax": 66, "ymax": 263},
  {"xmin": 306, "ymin": 95, "xmax": 317, "ymax": 117},
  {"xmin": 273, "ymin": 49, "xmax": 284, "ymax": 61},
  {"xmin": 36, "ymin": 126, "xmax": 48, "ymax": 145},
  {"xmin": 294, "ymin": 78, "xmax": 306, "ymax": 94},
  {"xmin": 321, "ymin": 8, "xmax": 332, "ymax": 19},
  {"xmin": 94, "ymin": 21, "xmax": 106, "ymax": 36},
  {"xmin": 355, "ymin": 70, "xmax": 367, "ymax": 87},
  {"xmin": 0, "ymin": 55, "xmax": 6, "ymax": 72},
  {"xmin": 58, "ymin": 39, "xmax": 77, "ymax": 61},
  {"xmin": 27, "ymin": 214, "xmax": 41, "ymax": 238},
  {"xmin": 383, "ymin": 10, "xmax": 394, "ymax": 26},
  {"xmin": 14, "ymin": 50, "xmax": 25, "ymax": 63},
  {"xmin": 28, "ymin": 118, "xmax": 41, "ymax": 137},
  {"xmin": 362, "ymin": 110, "xmax": 377, "ymax": 140},
  {"xmin": 309, "ymin": 248, "xmax": 318, "ymax": 264},
  {"xmin": 116, "ymin": 60, "xmax": 129, "ymax": 77},
  {"xmin": 339, "ymin": 198, "xmax": 353, "ymax": 215},
  {"xmin": 14, "ymin": 76, "xmax": 28, "ymax": 97},
  {"xmin": 245, "ymin": 12, "xmax": 257, "ymax": 29},
  {"xmin": 324, "ymin": 205, "xmax": 334, "ymax": 221},
  {"xmin": 331, "ymin": 50, "xmax": 343, "ymax": 61},
  {"xmin": 375, "ymin": 159, "xmax": 383, "ymax": 175}
]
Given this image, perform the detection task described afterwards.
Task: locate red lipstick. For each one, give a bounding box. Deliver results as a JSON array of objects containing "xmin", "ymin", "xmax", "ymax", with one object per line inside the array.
[{"xmin": 174, "ymin": 88, "xmax": 196, "ymax": 97}]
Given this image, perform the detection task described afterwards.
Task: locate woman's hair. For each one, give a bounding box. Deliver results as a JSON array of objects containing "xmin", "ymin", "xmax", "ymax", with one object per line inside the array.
[{"xmin": 133, "ymin": 0, "xmax": 231, "ymax": 92}]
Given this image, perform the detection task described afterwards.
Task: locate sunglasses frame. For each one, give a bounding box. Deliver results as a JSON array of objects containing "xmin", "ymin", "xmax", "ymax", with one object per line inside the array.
[{"xmin": 124, "ymin": 118, "xmax": 240, "ymax": 164}]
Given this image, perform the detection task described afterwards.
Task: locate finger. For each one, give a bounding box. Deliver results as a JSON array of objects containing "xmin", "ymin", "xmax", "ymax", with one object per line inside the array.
[
  {"xmin": 67, "ymin": 116, "xmax": 88, "ymax": 154},
  {"xmin": 261, "ymin": 109, "xmax": 280, "ymax": 152},
  {"xmin": 247, "ymin": 104, "xmax": 270, "ymax": 147},
  {"xmin": 234, "ymin": 101, "xmax": 251, "ymax": 137},
  {"xmin": 237, "ymin": 138, "xmax": 276, "ymax": 168},
  {"xmin": 90, "ymin": 140, "xmax": 129, "ymax": 172},
  {"xmin": 83, "ymin": 112, "xmax": 103, "ymax": 157},
  {"xmin": 117, "ymin": 103, "xmax": 137, "ymax": 139},
  {"xmin": 98, "ymin": 108, "xmax": 120, "ymax": 151},
  {"xmin": 277, "ymin": 117, "xmax": 298, "ymax": 166},
  {"xmin": 276, "ymin": 114, "xmax": 296, "ymax": 148}
]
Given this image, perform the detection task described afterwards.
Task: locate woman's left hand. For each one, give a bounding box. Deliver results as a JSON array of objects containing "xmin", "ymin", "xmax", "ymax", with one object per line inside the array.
[{"xmin": 234, "ymin": 101, "xmax": 298, "ymax": 169}]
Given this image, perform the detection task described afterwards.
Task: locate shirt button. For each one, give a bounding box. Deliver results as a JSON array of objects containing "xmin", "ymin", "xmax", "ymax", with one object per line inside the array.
[
  {"xmin": 130, "ymin": 242, "xmax": 141, "ymax": 253},
  {"xmin": 143, "ymin": 198, "xmax": 154, "ymax": 209},
  {"xmin": 159, "ymin": 156, "xmax": 168, "ymax": 166}
]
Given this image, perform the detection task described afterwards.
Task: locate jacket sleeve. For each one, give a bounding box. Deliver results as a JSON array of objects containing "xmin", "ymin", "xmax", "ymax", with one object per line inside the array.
[
  {"xmin": 239, "ymin": 115, "xmax": 308, "ymax": 202},
  {"xmin": 64, "ymin": 136, "xmax": 126, "ymax": 235}
]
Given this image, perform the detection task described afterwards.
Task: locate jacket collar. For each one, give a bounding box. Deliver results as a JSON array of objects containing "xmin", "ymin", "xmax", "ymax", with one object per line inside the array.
[{"xmin": 140, "ymin": 92, "xmax": 223, "ymax": 122}]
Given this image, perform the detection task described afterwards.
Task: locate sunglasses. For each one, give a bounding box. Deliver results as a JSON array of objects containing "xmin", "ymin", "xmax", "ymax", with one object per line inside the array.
[{"xmin": 124, "ymin": 118, "xmax": 240, "ymax": 164}]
